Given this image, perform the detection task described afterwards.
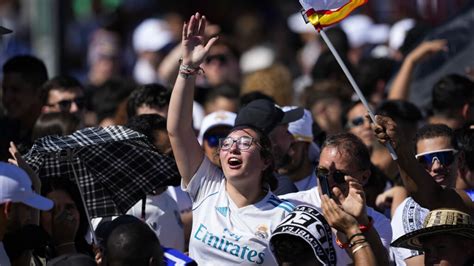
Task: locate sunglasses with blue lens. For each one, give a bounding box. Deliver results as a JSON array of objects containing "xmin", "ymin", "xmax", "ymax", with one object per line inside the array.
[
  {"xmin": 415, "ymin": 149, "xmax": 458, "ymax": 168},
  {"xmin": 204, "ymin": 134, "xmax": 227, "ymax": 148}
]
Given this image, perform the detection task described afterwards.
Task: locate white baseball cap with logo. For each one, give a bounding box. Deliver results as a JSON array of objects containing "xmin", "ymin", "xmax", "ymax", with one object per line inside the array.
[
  {"xmin": 198, "ymin": 111, "xmax": 237, "ymax": 144},
  {"xmin": 0, "ymin": 162, "xmax": 53, "ymax": 211}
]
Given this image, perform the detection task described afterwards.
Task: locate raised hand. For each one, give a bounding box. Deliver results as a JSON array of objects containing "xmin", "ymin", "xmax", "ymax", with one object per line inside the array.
[
  {"xmin": 333, "ymin": 181, "xmax": 369, "ymax": 225},
  {"xmin": 181, "ymin": 12, "xmax": 218, "ymax": 68},
  {"xmin": 406, "ymin": 39, "xmax": 447, "ymax": 64},
  {"xmin": 321, "ymin": 194, "xmax": 359, "ymax": 235},
  {"xmin": 371, "ymin": 115, "xmax": 400, "ymax": 150}
]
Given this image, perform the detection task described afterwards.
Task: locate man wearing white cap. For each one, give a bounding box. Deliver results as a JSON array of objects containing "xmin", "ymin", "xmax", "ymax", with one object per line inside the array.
[
  {"xmin": 0, "ymin": 162, "xmax": 53, "ymax": 266},
  {"xmin": 279, "ymin": 107, "xmax": 320, "ymax": 191}
]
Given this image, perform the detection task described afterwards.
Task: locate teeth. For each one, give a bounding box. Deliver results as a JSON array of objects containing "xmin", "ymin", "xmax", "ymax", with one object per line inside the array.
[{"xmin": 228, "ymin": 158, "xmax": 242, "ymax": 165}]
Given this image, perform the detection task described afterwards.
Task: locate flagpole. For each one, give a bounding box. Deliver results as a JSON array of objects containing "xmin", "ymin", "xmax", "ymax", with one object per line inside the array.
[{"xmin": 319, "ymin": 30, "xmax": 398, "ymax": 160}]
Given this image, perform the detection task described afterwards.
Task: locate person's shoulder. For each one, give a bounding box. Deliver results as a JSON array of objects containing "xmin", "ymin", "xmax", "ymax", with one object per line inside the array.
[{"xmin": 279, "ymin": 189, "xmax": 321, "ymax": 208}]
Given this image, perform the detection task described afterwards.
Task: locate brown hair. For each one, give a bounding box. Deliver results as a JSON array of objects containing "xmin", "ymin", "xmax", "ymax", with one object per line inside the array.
[{"xmin": 241, "ymin": 64, "xmax": 293, "ymax": 106}]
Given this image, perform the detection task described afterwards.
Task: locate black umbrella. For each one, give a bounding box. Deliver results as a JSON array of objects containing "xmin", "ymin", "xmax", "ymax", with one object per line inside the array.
[{"xmin": 24, "ymin": 126, "xmax": 180, "ymax": 240}]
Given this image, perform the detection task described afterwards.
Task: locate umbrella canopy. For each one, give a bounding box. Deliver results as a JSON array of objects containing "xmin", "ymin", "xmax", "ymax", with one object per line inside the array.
[{"xmin": 24, "ymin": 126, "xmax": 180, "ymax": 219}]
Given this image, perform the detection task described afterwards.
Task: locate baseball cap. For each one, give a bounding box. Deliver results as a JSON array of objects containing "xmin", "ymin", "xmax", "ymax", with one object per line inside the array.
[
  {"xmin": 0, "ymin": 162, "xmax": 53, "ymax": 211},
  {"xmin": 0, "ymin": 26, "xmax": 12, "ymax": 35},
  {"xmin": 198, "ymin": 111, "xmax": 236, "ymax": 144},
  {"xmin": 269, "ymin": 205, "xmax": 337, "ymax": 265},
  {"xmin": 234, "ymin": 99, "xmax": 304, "ymax": 134},
  {"xmin": 133, "ymin": 18, "xmax": 173, "ymax": 53},
  {"xmin": 282, "ymin": 106, "xmax": 313, "ymax": 142}
]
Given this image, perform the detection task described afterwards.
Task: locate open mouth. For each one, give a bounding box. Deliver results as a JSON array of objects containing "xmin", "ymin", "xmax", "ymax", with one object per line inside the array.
[{"xmin": 227, "ymin": 157, "xmax": 242, "ymax": 168}]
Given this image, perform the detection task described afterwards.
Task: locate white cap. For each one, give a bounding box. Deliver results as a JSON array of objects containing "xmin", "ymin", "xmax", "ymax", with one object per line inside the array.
[
  {"xmin": 198, "ymin": 111, "xmax": 237, "ymax": 144},
  {"xmin": 340, "ymin": 14, "xmax": 373, "ymax": 48},
  {"xmin": 0, "ymin": 162, "xmax": 53, "ymax": 211},
  {"xmin": 240, "ymin": 45, "xmax": 275, "ymax": 74},
  {"xmin": 389, "ymin": 18, "xmax": 415, "ymax": 50},
  {"xmin": 366, "ymin": 24, "xmax": 390, "ymax": 44},
  {"xmin": 133, "ymin": 18, "xmax": 173, "ymax": 53},
  {"xmin": 282, "ymin": 106, "xmax": 313, "ymax": 142}
]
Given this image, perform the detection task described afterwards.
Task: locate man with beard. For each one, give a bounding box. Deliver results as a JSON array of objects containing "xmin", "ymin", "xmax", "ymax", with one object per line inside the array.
[
  {"xmin": 278, "ymin": 107, "xmax": 320, "ymax": 191},
  {"xmin": 234, "ymin": 99, "xmax": 304, "ymax": 195}
]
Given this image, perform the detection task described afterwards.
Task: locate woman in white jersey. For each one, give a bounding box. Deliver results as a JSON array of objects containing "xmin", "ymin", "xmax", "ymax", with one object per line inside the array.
[{"xmin": 167, "ymin": 13, "xmax": 294, "ymax": 265}]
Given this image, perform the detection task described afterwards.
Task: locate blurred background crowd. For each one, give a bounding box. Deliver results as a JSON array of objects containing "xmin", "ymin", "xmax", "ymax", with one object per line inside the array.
[{"xmin": 0, "ymin": 0, "xmax": 474, "ymax": 265}]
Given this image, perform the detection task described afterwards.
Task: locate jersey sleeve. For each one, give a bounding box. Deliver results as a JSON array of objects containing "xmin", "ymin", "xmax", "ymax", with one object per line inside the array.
[{"xmin": 181, "ymin": 157, "xmax": 224, "ymax": 203}]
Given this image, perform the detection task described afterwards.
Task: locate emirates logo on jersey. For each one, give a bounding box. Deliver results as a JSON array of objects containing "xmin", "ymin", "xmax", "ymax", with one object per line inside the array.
[{"xmin": 254, "ymin": 224, "xmax": 269, "ymax": 240}]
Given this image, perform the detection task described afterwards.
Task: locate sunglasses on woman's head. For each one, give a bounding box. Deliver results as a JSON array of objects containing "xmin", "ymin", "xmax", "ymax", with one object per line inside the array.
[
  {"xmin": 316, "ymin": 167, "xmax": 346, "ymax": 185},
  {"xmin": 415, "ymin": 149, "xmax": 458, "ymax": 168}
]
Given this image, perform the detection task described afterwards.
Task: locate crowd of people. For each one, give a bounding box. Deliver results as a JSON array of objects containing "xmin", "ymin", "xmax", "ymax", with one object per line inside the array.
[{"xmin": 0, "ymin": 5, "xmax": 474, "ymax": 266}]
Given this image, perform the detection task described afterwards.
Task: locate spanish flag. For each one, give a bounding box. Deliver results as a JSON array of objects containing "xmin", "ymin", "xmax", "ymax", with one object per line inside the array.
[{"xmin": 301, "ymin": 0, "xmax": 368, "ymax": 30}]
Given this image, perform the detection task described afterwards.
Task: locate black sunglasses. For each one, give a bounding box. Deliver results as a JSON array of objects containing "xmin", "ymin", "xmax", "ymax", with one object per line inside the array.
[
  {"xmin": 205, "ymin": 54, "xmax": 229, "ymax": 65},
  {"xmin": 346, "ymin": 116, "xmax": 372, "ymax": 128},
  {"xmin": 49, "ymin": 97, "xmax": 85, "ymax": 112},
  {"xmin": 316, "ymin": 167, "xmax": 347, "ymax": 185}
]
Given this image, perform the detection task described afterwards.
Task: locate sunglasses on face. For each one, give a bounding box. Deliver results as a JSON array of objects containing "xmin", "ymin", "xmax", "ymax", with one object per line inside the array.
[
  {"xmin": 219, "ymin": 136, "xmax": 256, "ymax": 151},
  {"xmin": 415, "ymin": 149, "xmax": 458, "ymax": 168},
  {"xmin": 204, "ymin": 134, "xmax": 228, "ymax": 148},
  {"xmin": 316, "ymin": 167, "xmax": 347, "ymax": 185},
  {"xmin": 48, "ymin": 97, "xmax": 85, "ymax": 112},
  {"xmin": 346, "ymin": 116, "xmax": 371, "ymax": 128},
  {"xmin": 205, "ymin": 54, "xmax": 229, "ymax": 65}
]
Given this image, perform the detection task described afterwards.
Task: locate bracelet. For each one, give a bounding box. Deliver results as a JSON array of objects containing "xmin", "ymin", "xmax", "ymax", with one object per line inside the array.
[
  {"xmin": 348, "ymin": 238, "xmax": 367, "ymax": 248},
  {"xmin": 352, "ymin": 243, "xmax": 369, "ymax": 254},
  {"xmin": 178, "ymin": 58, "xmax": 204, "ymax": 79},
  {"xmin": 336, "ymin": 236, "xmax": 349, "ymax": 249},
  {"xmin": 55, "ymin": 242, "xmax": 75, "ymax": 248},
  {"xmin": 348, "ymin": 233, "xmax": 365, "ymax": 243},
  {"xmin": 358, "ymin": 216, "xmax": 373, "ymax": 232}
]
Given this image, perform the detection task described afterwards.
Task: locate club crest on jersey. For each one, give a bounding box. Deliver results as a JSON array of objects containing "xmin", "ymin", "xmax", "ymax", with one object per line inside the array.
[{"xmin": 254, "ymin": 224, "xmax": 269, "ymax": 240}]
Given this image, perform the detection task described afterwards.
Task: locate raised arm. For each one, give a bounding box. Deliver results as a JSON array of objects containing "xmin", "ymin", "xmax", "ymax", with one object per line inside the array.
[
  {"xmin": 373, "ymin": 115, "xmax": 474, "ymax": 215},
  {"xmin": 388, "ymin": 40, "xmax": 447, "ymax": 100},
  {"xmin": 167, "ymin": 13, "xmax": 218, "ymax": 185}
]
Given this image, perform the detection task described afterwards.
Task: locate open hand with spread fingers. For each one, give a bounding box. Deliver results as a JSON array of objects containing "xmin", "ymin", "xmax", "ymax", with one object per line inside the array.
[{"xmin": 181, "ymin": 12, "xmax": 218, "ymax": 68}]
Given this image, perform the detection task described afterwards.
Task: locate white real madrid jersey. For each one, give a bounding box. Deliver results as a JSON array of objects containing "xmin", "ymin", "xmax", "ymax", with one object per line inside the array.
[{"xmin": 183, "ymin": 158, "xmax": 294, "ymax": 265}]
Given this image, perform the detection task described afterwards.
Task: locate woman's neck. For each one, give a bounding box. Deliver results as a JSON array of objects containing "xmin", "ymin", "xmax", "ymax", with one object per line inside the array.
[{"xmin": 225, "ymin": 181, "xmax": 266, "ymax": 208}]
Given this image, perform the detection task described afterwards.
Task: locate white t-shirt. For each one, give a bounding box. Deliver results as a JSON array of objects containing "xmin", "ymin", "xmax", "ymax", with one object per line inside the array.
[
  {"xmin": 167, "ymin": 186, "xmax": 193, "ymax": 214},
  {"xmin": 127, "ymin": 191, "xmax": 185, "ymax": 251},
  {"xmin": 390, "ymin": 197, "xmax": 428, "ymax": 266},
  {"xmin": 280, "ymin": 188, "xmax": 393, "ymax": 266},
  {"xmin": 0, "ymin": 242, "xmax": 10, "ymax": 266},
  {"xmin": 183, "ymin": 158, "xmax": 294, "ymax": 265},
  {"xmin": 293, "ymin": 172, "xmax": 317, "ymax": 191}
]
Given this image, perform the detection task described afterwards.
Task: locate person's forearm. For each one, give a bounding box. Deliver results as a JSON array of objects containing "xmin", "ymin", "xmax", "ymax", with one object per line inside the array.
[
  {"xmin": 388, "ymin": 58, "xmax": 415, "ymax": 100},
  {"xmin": 158, "ymin": 45, "xmax": 182, "ymax": 86},
  {"xmin": 362, "ymin": 226, "xmax": 388, "ymax": 265},
  {"xmin": 343, "ymin": 225, "xmax": 378, "ymax": 266}
]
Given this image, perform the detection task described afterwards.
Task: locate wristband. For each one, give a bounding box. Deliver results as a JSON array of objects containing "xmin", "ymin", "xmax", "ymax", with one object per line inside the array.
[
  {"xmin": 178, "ymin": 58, "xmax": 204, "ymax": 78},
  {"xmin": 358, "ymin": 216, "xmax": 373, "ymax": 232}
]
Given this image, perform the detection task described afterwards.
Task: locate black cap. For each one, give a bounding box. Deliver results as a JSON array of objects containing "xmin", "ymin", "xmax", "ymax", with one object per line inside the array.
[
  {"xmin": 0, "ymin": 26, "xmax": 12, "ymax": 35},
  {"xmin": 234, "ymin": 99, "xmax": 304, "ymax": 134}
]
